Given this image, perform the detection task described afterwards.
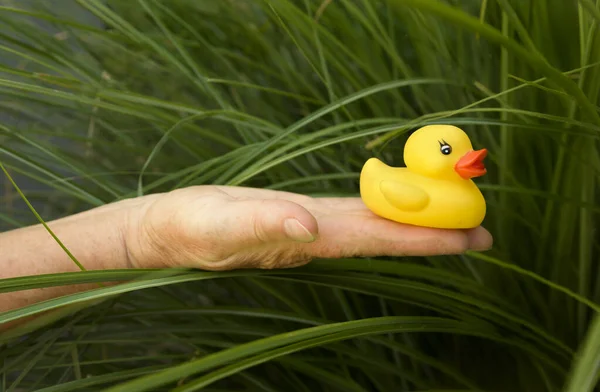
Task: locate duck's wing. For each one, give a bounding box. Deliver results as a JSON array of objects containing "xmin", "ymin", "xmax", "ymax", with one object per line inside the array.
[{"xmin": 380, "ymin": 180, "xmax": 429, "ymax": 211}]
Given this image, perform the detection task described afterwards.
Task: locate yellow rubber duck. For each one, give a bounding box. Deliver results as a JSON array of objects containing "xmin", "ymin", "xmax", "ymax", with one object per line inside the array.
[{"xmin": 360, "ymin": 124, "xmax": 487, "ymax": 229}]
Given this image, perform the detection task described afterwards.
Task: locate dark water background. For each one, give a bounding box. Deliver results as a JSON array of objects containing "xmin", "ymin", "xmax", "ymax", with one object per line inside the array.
[{"xmin": 0, "ymin": 1, "xmax": 104, "ymax": 230}]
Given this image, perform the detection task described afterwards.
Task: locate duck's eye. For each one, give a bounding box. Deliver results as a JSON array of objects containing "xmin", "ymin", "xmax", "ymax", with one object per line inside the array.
[{"xmin": 439, "ymin": 141, "xmax": 452, "ymax": 155}]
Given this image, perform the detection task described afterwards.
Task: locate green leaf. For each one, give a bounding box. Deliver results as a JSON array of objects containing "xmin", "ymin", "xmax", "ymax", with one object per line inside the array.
[
  {"xmin": 103, "ymin": 317, "xmax": 494, "ymax": 392},
  {"xmin": 563, "ymin": 312, "xmax": 600, "ymax": 392}
]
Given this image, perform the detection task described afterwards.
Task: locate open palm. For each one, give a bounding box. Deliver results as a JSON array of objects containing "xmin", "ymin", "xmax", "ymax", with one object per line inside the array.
[{"xmin": 126, "ymin": 185, "xmax": 493, "ymax": 271}]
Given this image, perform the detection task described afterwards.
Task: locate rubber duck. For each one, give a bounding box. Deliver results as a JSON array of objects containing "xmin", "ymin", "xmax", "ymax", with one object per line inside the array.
[{"xmin": 360, "ymin": 124, "xmax": 487, "ymax": 229}]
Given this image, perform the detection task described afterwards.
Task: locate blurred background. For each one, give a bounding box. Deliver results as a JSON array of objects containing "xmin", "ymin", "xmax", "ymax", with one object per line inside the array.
[{"xmin": 0, "ymin": 1, "xmax": 598, "ymax": 391}]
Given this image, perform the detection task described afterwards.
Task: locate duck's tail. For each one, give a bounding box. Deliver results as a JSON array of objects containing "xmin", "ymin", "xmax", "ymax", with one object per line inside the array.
[
  {"xmin": 359, "ymin": 158, "xmax": 389, "ymax": 200},
  {"xmin": 360, "ymin": 157, "xmax": 390, "ymax": 178}
]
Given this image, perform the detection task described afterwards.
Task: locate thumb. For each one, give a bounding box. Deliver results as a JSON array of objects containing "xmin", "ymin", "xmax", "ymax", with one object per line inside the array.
[{"xmin": 217, "ymin": 198, "xmax": 319, "ymax": 247}]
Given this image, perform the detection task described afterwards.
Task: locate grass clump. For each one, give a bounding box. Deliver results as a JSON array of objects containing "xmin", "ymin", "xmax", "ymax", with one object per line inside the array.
[{"xmin": 0, "ymin": 0, "xmax": 599, "ymax": 391}]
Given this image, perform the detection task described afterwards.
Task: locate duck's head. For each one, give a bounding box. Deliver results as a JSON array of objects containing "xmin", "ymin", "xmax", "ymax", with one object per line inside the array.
[{"xmin": 404, "ymin": 125, "xmax": 487, "ymax": 180}]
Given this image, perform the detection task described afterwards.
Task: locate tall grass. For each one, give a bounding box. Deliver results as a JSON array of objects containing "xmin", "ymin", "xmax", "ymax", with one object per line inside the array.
[{"xmin": 0, "ymin": 0, "xmax": 598, "ymax": 390}]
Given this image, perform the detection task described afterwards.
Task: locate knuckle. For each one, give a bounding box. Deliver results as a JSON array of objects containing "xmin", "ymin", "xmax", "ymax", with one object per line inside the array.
[{"xmin": 133, "ymin": 196, "xmax": 197, "ymax": 268}]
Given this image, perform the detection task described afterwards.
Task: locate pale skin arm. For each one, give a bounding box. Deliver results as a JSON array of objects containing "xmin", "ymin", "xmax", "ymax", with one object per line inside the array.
[{"xmin": 0, "ymin": 185, "xmax": 493, "ymax": 317}]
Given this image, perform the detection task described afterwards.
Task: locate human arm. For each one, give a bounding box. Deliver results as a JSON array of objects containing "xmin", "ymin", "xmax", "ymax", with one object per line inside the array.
[{"xmin": 0, "ymin": 185, "xmax": 493, "ymax": 315}]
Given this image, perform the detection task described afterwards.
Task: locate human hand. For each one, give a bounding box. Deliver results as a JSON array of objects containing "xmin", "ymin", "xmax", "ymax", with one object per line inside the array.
[{"xmin": 125, "ymin": 186, "xmax": 493, "ymax": 271}]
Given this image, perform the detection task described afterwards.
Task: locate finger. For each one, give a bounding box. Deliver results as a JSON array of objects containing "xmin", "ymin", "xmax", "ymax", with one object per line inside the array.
[
  {"xmin": 197, "ymin": 198, "xmax": 319, "ymax": 270},
  {"xmin": 213, "ymin": 198, "xmax": 319, "ymax": 247},
  {"xmin": 306, "ymin": 197, "xmax": 492, "ymax": 256},
  {"xmin": 303, "ymin": 214, "xmax": 473, "ymax": 258},
  {"xmin": 465, "ymin": 226, "xmax": 493, "ymax": 251}
]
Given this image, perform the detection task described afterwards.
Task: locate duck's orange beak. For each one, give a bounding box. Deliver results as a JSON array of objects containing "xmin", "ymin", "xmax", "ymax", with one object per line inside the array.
[{"xmin": 455, "ymin": 149, "xmax": 487, "ymax": 179}]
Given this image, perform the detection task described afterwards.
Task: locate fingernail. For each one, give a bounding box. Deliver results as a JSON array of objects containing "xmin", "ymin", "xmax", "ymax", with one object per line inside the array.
[{"xmin": 284, "ymin": 218, "xmax": 315, "ymax": 243}]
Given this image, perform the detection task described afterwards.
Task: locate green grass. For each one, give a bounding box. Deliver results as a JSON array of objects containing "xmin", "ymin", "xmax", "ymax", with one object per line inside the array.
[{"xmin": 0, "ymin": 0, "xmax": 599, "ymax": 390}]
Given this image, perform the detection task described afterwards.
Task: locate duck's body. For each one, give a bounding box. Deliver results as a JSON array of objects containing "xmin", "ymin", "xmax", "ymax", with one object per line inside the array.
[
  {"xmin": 360, "ymin": 158, "xmax": 486, "ymax": 229},
  {"xmin": 360, "ymin": 125, "xmax": 487, "ymax": 229}
]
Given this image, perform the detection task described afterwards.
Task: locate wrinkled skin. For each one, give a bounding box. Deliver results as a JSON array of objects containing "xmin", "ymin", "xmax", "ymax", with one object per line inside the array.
[
  {"xmin": 0, "ymin": 185, "xmax": 493, "ymax": 329},
  {"xmin": 126, "ymin": 186, "xmax": 493, "ymax": 271}
]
